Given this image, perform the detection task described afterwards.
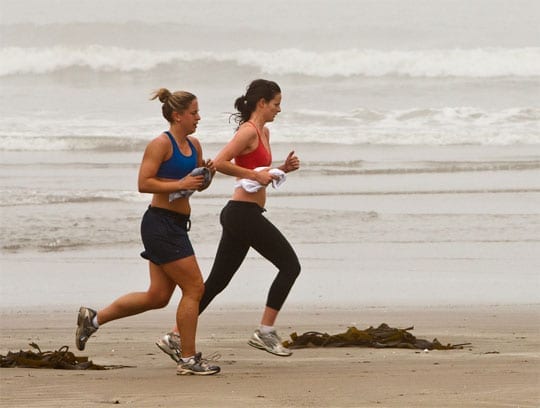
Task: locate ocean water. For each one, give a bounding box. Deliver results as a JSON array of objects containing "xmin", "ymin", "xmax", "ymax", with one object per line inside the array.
[
  {"xmin": 1, "ymin": 0, "xmax": 539, "ymax": 149},
  {"xmin": 1, "ymin": 0, "xmax": 539, "ymax": 307}
]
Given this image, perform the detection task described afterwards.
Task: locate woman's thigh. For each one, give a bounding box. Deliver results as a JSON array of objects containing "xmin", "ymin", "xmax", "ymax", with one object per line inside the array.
[{"xmin": 160, "ymin": 255, "xmax": 204, "ymax": 294}]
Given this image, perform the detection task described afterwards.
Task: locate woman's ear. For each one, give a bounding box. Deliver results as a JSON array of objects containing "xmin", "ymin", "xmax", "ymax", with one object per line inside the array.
[{"xmin": 172, "ymin": 110, "xmax": 181, "ymax": 124}]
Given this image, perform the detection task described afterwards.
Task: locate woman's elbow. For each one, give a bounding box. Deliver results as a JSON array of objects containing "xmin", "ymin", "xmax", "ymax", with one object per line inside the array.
[
  {"xmin": 138, "ymin": 179, "xmax": 151, "ymax": 193},
  {"xmin": 214, "ymin": 158, "xmax": 229, "ymax": 173}
]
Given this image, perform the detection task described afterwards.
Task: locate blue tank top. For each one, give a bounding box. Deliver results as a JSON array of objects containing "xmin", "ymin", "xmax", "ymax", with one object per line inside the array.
[{"xmin": 156, "ymin": 131, "xmax": 198, "ymax": 179}]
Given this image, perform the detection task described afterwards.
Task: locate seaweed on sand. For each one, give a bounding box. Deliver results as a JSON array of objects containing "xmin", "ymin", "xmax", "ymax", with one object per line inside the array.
[
  {"xmin": 0, "ymin": 343, "xmax": 132, "ymax": 370},
  {"xmin": 283, "ymin": 323, "xmax": 470, "ymax": 350}
]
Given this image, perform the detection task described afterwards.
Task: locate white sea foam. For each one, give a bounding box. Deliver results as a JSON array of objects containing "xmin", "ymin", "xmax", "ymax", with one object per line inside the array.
[
  {"xmin": 2, "ymin": 46, "xmax": 540, "ymax": 78},
  {"xmin": 1, "ymin": 106, "xmax": 538, "ymax": 150}
]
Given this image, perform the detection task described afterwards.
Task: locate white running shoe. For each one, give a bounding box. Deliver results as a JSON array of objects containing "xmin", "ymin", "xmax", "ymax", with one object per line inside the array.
[
  {"xmin": 176, "ymin": 352, "xmax": 220, "ymax": 375},
  {"xmin": 156, "ymin": 332, "xmax": 182, "ymax": 363},
  {"xmin": 248, "ymin": 329, "xmax": 292, "ymax": 357}
]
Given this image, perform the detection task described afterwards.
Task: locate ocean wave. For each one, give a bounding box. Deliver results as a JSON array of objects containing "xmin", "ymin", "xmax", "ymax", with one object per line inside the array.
[
  {"xmin": 1, "ymin": 106, "xmax": 538, "ymax": 150},
  {"xmin": 311, "ymin": 161, "xmax": 540, "ymax": 176},
  {"xmin": 0, "ymin": 135, "xmax": 149, "ymax": 152},
  {"xmin": 295, "ymin": 106, "xmax": 540, "ymax": 124},
  {"xmin": 0, "ymin": 189, "xmax": 144, "ymax": 207},
  {"xmin": 1, "ymin": 46, "xmax": 539, "ymax": 78}
]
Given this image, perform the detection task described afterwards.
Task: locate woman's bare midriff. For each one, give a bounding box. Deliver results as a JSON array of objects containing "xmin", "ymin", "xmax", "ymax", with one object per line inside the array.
[
  {"xmin": 231, "ymin": 186, "xmax": 267, "ymax": 208},
  {"xmin": 150, "ymin": 193, "xmax": 192, "ymax": 215}
]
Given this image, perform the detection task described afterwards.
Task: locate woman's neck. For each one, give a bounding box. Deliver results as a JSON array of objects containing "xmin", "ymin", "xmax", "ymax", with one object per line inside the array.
[
  {"xmin": 168, "ymin": 125, "xmax": 188, "ymax": 142},
  {"xmin": 248, "ymin": 114, "xmax": 266, "ymax": 129}
]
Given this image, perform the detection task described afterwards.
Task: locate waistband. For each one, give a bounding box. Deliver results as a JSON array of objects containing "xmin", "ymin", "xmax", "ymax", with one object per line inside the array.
[
  {"xmin": 225, "ymin": 200, "xmax": 266, "ymax": 212},
  {"xmin": 147, "ymin": 205, "xmax": 191, "ymax": 231}
]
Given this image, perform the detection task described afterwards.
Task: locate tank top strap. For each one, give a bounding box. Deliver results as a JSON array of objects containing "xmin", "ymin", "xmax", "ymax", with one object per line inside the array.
[
  {"xmin": 164, "ymin": 131, "xmax": 181, "ymax": 155},
  {"xmin": 246, "ymin": 121, "xmax": 263, "ymax": 139},
  {"xmin": 165, "ymin": 131, "xmax": 197, "ymax": 157},
  {"xmin": 185, "ymin": 136, "xmax": 196, "ymax": 153}
]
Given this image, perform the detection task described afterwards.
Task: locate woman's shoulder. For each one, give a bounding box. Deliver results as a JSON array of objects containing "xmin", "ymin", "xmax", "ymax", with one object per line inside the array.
[
  {"xmin": 146, "ymin": 132, "xmax": 169, "ymax": 147},
  {"xmin": 240, "ymin": 121, "xmax": 258, "ymax": 132},
  {"xmin": 235, "ymin": 123, "xmax": 259, "ymax": 141},
  {"xmin": 142, "ymin": 132, "xmax": 171, "ymax": 161},
  {"xmin": 187, "ymin": 135, "xmax": 203, "ymax": 152},
  {"xmin": 187, "ymin": 134, "xmax": 200, "ymax": 145},
  {"xmin": 147, "ymin": 132, "xmax": 172, "ymax": 150}
]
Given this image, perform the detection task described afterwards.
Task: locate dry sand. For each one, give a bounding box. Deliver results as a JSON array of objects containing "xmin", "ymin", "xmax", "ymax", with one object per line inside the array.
[{"xmin": 1, "ymin": 305, "xmax": 539, "ymax": 407}]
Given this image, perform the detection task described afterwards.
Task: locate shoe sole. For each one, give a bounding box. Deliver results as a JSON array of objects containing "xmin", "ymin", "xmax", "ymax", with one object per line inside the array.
[
  {"xmin": 155, "ymin": 341, "xmax": 181, "ymax": 363},
  {"xmin": 176, "ymin": 368, "xmax": 220, "ymax": 376},
  {"xmin": 247, "ymin": 339, "xmax": 292, "ymax": 357},
  {"xmin": 75, "ymin": 308, "xmax": 88, "ymax": 351}
]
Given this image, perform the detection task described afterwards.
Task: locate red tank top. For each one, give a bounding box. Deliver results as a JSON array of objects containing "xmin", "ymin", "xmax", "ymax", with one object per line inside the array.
[{"xmin": 234, "ymin": 122, "xmax": 272, "ymax": 169}]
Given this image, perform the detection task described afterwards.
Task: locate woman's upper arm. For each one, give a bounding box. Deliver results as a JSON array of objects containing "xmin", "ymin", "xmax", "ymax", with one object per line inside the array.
[
  {"xmin": 215, "ymin": 127, "xmax": 255, "ymax": 164},
  {"xmin": 138, "ymin": 137, "xmax": 167, "ymax": 187}
]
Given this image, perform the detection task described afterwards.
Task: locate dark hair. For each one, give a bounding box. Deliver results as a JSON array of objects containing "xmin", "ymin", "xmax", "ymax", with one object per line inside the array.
[
  {"xmin": 231, "ymin": 79, "xmax": 281, "ymax": 125},
  {"xmin": 150, "ymin": 88, "xmax": 197, "ymax": 123}
]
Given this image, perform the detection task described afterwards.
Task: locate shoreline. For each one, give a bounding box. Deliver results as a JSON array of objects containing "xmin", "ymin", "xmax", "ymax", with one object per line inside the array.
[{"xmin": 2, "ymin": 240, "xmax": 539, "ymax": 309}]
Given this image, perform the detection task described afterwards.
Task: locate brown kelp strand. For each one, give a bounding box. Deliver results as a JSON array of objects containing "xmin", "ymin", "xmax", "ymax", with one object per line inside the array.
[
  {"xmin": 283, "ymin": 323, "xmax": 470, "ymax": 350},
  {"xmin": 0, "ymin": 343, "xmax": 131, "ymax": 370}
]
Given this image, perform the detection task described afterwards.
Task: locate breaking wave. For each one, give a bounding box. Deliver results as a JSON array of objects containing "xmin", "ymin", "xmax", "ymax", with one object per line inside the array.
[{"xmin": 2, "ymin": 46, "xmax": 539, "ymax": 78}]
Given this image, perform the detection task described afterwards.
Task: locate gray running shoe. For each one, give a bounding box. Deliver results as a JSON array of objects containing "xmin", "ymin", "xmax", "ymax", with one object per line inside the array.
[
  {"xmin": 176, "ymin": 352, "xmax": 221, "ymax": 376},
  {"xmin": 156, "ymin": 332, "xmax": 182, "ymax": 363},
  {"xmin": 75, "ymin": 306, "xmax": 98, "ymax": 351},
  {"xmin": 248, "ymin": 329, "xmax": 292, "ymax": 357}
]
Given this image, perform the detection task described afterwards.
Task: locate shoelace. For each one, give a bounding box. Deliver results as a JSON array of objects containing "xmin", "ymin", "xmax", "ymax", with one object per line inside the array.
[
  {"xmin": 262, "ymin": 332, "xmax": 281, "ymax": 346},
  {"xmin": 182, "ymin": 352, "xmax": 221, "ymax": 366}
]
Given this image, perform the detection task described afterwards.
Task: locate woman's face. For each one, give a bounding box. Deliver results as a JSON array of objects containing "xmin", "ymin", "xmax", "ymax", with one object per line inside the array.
[
  {"xmin": 176, "ymin": 99, "xmax": 200, "ymax": 135},
  {"xmin": 261, "ymin": 93, "xmax": 282, "ymax": 122}
]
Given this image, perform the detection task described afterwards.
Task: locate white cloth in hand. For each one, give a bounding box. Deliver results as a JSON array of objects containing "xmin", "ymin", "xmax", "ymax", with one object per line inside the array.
[{"xmin": 234, "ymin": 167, "xmax": 286, "ymax": 193}]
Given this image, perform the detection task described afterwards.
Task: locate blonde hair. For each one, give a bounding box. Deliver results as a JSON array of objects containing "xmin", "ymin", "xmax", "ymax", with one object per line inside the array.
[{"xmin": 150, "ymin": 88, "xmax": 197, "ymax": 123}]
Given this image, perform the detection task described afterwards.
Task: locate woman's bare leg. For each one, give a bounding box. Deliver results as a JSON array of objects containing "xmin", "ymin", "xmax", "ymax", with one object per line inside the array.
[
  {"xmin": 260, "ymin": 306, "xmax": 279, "ymax": 327},
  {"xmin": 97, "ymin": 262, "xmax": 176, "ymax": 325},
  {"xmin": 160, "ymin": 255, "xmax": 204, "ymax": 358}
]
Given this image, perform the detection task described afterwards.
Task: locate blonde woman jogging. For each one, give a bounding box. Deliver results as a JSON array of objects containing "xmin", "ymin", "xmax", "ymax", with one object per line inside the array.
[{"xmin": 76, "ymin": 88, "xmax": 220, "ymax": 375}]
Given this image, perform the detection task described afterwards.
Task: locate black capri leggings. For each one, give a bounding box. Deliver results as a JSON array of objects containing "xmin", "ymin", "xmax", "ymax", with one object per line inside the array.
[{"xmin": 199, "ymin": 200, "xmax": 301, "ymax": 313}]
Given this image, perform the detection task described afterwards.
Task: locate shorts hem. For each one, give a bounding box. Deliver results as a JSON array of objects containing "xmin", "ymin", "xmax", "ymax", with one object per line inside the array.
[{"xmin": 140, "ymin": 251, "xmax": 195, "ymax": 265}]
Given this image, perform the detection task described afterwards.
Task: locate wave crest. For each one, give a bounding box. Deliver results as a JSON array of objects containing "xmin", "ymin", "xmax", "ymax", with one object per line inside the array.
[
  {"xmin": 2, "ymin": 46, "xmax": 539, "ymax": 78},
  {"xmin": 1, "ymin": 106, "xmax": 538, "ymax": 149}
]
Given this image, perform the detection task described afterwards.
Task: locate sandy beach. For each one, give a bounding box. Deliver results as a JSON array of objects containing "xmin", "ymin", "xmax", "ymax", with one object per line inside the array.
[
  {"xmin": 1, "ymin": 142, "xmax": 540, "ymax": 407},
  {"xmin": 1, "ymin": 305, "xmax": 539, "ymax": 407}
]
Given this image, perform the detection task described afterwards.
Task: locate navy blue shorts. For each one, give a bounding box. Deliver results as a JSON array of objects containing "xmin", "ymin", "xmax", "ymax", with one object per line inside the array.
[{"xmin": 140, "ymin": 206, "xmax": 194, "ymax": 265}]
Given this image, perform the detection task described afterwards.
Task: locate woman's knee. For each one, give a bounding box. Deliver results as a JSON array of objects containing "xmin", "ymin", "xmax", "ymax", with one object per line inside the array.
[
  {"xmin": 146, "ymin": 291, "xmax": 171, "ymax": 309},
  {"xmin": 183, "ymin": 281, "xmax": 205, "ymax": 302},
  {"xmin": 279, "ymin": 258, "xmax": 301, "ymax": 280},
  {"xmin": 194, "ymin": 281, "xmax": 205, "ymax": 300}
]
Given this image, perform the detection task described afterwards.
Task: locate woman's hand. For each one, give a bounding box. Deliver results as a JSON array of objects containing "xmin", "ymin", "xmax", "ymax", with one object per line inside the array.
[
  {"xmin": 179, "ymin": 174, "xmax": 205, "ymax": 190},
  {"xmin": 253, "ymin": 168, "xmax": 277, "ymax": 186},
  {"xmin": 281, "ymin": 151, "xmax": 300, "ymax": 173},
  {"xmin": 204, "ymin": 158, "xmax": 217, "ymax": 175}
]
